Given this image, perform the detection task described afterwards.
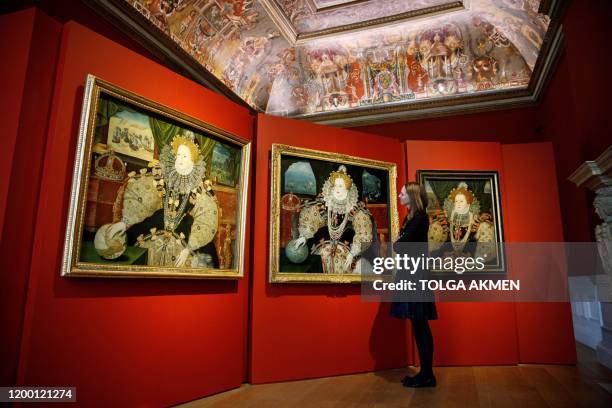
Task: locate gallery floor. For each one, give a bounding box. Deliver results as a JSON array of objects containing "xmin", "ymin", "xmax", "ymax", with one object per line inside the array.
[{"xmin": 179, "ymin": 344, "xmax": 612, "ymax": 407}]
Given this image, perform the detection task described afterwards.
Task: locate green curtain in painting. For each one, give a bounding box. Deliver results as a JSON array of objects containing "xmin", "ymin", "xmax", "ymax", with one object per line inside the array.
[
  {"xmin": 148, "ymin": 117, "xmax": 181, "ymax": 150},
  {"xmin": 195, "ymin": 134, "xmax": 216, "ymax": 175},
  {"xmin": 233, "ymin": 150, "xmax": 240, "ymax": 185}
]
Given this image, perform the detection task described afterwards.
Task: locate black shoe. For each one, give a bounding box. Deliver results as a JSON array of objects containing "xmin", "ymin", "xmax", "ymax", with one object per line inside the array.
[
  {"xmin": 401, "ymin": 371, "xmax": 423, "ymax": 386},
  {"xmin": 403, "ymin": 374, "xmax": 436, "ymax": 388},
  {"xmin": 401, "ymin": 374, "xmax": 417, "ymax": 386}
]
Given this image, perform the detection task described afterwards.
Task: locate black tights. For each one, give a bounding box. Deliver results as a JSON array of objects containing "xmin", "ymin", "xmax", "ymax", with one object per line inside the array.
[{"xmin": 411, "ymin": 319, "xmax": 434, "ymax": 377}]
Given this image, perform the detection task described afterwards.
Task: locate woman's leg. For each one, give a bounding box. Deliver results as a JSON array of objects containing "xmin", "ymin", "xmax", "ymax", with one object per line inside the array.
[{"xmin": 411, "ymin": 318, "xmax": 434, "ymax": 377}]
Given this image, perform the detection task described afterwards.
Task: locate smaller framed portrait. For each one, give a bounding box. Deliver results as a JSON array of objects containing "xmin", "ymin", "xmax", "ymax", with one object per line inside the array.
[
  {"xmin": 270, "ymin": 144, "xmax": 399, "ymax": 284},
  {"xmin": 417, "ymin": 170, "xmax": 506, "ymax": 274},
  {"xmin": 61, "ymin": 75, "xmax": 251, "ymax": 279}
]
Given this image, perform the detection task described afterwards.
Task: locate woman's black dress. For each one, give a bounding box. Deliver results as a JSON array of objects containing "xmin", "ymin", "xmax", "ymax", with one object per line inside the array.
[{"xmin": 389, "ymin": 210, "xmax": 438, "ymax": 320}]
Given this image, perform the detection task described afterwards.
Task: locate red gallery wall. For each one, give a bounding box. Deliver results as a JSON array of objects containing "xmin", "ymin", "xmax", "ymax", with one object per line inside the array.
[
  {"xmin": 357, "ymin": 107, "xmax": 540, "ymax": 144},
  {"xmin": 0, "ymin": 10, "xmax": 31, "ymax": 238},
  {"xmin": 502, "ymin": 143, "xmax": 576, "ymax": 364},
  {"xmin": 0, "ymin": 9, "xmax": 62, "ymax": 388},
  {"xmin": 13, "ymin": 18, "xmax": 253, "ymax": 406},
  {"xmin": 405, "ymin": 141, "xmax": 519, "ymax": 365},
  {"xmin": 250, "ymin": 114, "xmax": 412, "ymax": 384},
  {"xmin": 0, "ymin": 9, "xmax": 36, "ymax": 386}
]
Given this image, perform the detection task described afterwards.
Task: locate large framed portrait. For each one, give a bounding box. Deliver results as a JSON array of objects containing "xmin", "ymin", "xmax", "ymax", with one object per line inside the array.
[
  {"xmin": 270, "ymin": 144, "xmax": 399, "ymax": 283},
  {"xmin": 61, "ymin": 75, "xmax": 251, "ymax": 278},
  {"xmin": 417, "ymin": 170, "xmax": 505, "ymax": 274}
]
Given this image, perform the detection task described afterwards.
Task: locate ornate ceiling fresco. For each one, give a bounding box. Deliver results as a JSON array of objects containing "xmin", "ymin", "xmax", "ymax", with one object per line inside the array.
[{"xmin": 91, "ymin": 0, "xmax": 564, "ymax": 125}]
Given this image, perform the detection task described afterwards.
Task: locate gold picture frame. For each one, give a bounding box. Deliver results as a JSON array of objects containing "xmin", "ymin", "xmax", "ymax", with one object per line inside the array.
[
  {"xmin": 417, "ymin": 169, "xmax": 506, "ymax": 275},
  {"xmin": 269, "ymin": 144, "xmax": 399, "ymax": 283},
  {"xmin": 61, "ymin": 75, "xmax": 251, "ymax": 279}
]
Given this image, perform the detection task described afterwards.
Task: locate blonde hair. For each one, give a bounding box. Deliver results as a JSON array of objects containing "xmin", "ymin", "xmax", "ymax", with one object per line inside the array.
[{"xmin": 405, "ymin": 181, "xmax": 428, "ymax": 220}]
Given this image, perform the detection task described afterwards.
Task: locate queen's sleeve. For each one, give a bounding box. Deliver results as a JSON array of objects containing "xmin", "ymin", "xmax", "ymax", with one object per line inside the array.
[
  {"xmin": 121, "ymin": 174, "xmax": 162, "ymax": 226},
  {"xmin": 474, "ymin": 218, "xmax": 497, "ymax": 260},
  {"xmin": 350, "ymin": 209, "xmax": 373, "ymax": 256},
  {"xmin": 188, "ymin": 192, "xmax": 219, "ymax": 250},
  {"xmin": 298, "ymin": 204, "xmax": 324, "ymax": 239}
]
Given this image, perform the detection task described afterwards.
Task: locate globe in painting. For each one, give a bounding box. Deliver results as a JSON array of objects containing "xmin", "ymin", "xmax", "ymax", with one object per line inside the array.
[
  {"xmin": 285, "ymin": 238, "xmax": 309, "ymax": 263},
  {"xmin": 94, "ymin": 223, "xmax": 127, "ymax": 260}
]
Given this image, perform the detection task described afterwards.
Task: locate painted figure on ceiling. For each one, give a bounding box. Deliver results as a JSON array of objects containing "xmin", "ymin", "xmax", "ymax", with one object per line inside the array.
[
  {"xmin": 371, "ymin": 61, "xmax": 400, "ymax": 103},
  {"xmin": 425, "ymin": 33, "xmax": 452, "ymax": 80},
  {"xmin": 405, "ymin": 40, "xmax": 429, "ymax": 93},
  {"xmin": 304, "ymin": 72, "xmax": 324, "ymax": 113},
  {"xmin": 472, "ymin": 56, "xmax": 498, "ymax": 89},
  {"xmin": 319, "ymin": 52, "xmax": 342, "ymax": 94},
  {"xmin": 179, "ymin": 9, "xmax": 197, "ymax": 36},
  {"xmin": 345, "ymin": 52, "xmax": 365, "ymax": 103},
  {"xmin": 223, "ymin": 29, "xmax": 279, "ymax": 91}
]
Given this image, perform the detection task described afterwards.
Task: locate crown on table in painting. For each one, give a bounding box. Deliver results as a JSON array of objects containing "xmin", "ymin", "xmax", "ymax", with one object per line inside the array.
[
  {"xmin": 95, "ymin": 150, "xmax": 126, "ymax": 181},
  {"xmin": 281, "ymin": 192, "xmax": 301, "ymax": 211}
]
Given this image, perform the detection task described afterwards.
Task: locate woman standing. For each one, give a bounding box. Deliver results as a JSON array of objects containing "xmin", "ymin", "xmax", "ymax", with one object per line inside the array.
[{"xmin": 390, "ymin": 182, "xmax": 438, "ymax": 388}]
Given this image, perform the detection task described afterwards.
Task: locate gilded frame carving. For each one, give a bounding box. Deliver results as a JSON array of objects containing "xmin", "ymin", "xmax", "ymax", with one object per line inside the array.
[
  {"xmin": 61, "ymin": 75, "xmax": 251, "ymax": 279},
  {"xmin": 269, "ymin": 144, "xmax": 399, "ymax": 283}
]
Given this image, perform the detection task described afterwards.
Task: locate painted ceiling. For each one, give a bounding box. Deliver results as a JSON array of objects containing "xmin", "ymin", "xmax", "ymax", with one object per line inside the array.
[{"xmin": 123, "ymin": 0, "xmax": 557, "ymax": 124}]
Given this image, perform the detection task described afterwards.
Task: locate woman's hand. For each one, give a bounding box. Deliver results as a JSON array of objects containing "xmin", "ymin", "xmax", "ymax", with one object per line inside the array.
[
  {"xmin": 294, "ymin": 236, "xmax": 307, "ymax": 248},
  {"xmin": 175, "ymin": 247, "xmax": 190, "ymax": 267},
  {"xmin": 109, "ymin": 221, "xmax": 127, "ymax": 237},
  {"xmin": 343, "ymin": 253, "xmax": 354, "ymax": 272}
]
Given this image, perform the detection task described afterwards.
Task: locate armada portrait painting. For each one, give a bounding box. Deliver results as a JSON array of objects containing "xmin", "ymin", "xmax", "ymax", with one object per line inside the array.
[
  {"xmin": 61, "ymin": 75, "xmax": 250, "ymax": 278},
  {"xmin": 417, "ymin": 170, "xmax": 505, "ymax": 274},
  {"xmin": 270, "ymin": 144, "xmax": 399, "ymax": 283}
]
